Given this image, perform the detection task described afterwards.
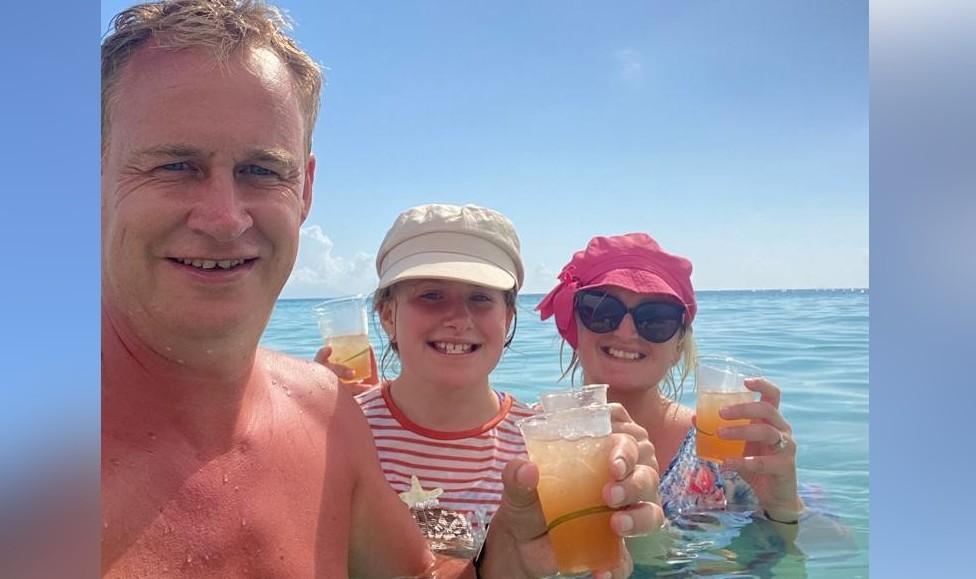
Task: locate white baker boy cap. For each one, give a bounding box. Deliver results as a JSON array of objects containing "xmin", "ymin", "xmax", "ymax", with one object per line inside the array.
[{"xmin": 375, "ymin": 203, "xmax": 524, "ymax": 291}]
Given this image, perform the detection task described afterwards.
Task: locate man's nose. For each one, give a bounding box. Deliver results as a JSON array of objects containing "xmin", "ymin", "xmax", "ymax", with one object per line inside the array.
[{"xmin": 186, "ymin": 173, "xmax": 253, "ymax": 242}]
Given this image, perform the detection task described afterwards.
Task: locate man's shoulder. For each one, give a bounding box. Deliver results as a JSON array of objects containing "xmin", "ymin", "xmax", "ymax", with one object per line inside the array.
[
  {"xmin": 259, "ymin": 348, "xmax": 348, "ymax": 412},
  {"xmin": 260, "ymin": 347, "xmax": 336, "ymax": 387}
]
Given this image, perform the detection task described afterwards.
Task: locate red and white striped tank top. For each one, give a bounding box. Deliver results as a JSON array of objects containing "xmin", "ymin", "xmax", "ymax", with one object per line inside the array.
[{"xmin": 356, "ymin": 383, "xmax": 536, "ymax": 520}]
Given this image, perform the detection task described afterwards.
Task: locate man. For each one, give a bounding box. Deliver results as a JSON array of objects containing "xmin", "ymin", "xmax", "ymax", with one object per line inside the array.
[{"xmin": 101, "ymin": 1, "xmax": 662, "ymax": 577}]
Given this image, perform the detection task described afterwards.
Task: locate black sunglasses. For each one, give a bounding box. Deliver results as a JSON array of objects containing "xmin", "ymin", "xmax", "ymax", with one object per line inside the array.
[{"xmin": 574, "ymin": 289, "xmax": 685, "ymax": 344}]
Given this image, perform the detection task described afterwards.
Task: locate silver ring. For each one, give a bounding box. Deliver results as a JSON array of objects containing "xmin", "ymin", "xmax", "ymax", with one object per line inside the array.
[{"xmin": 772, "ymin": 431, "xmax": 788, "ymax": 454}]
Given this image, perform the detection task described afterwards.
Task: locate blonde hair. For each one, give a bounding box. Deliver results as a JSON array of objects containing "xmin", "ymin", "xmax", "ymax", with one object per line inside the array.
[
  {"xmin": 559, "ymin": 326, "xmax": 699, "ymax": 404},
  {"xmin": 371, "ymin": 283, "xmax": 518, "ymax": 382},
  {"xmin": 101, "ymin": 0, "xmax": 322, "ymax": 156}
]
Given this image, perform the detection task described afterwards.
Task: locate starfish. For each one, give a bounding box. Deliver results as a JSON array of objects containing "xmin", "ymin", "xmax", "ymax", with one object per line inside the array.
[{"xmin": 398, "ymin": 475, "xmax": 444, "ymax": 508}]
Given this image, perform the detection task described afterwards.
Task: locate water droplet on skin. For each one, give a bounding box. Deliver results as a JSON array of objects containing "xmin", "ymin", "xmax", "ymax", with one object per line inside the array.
[
  {"xmin": 109, "ymin": 458, "xmax": 121, "ymax": 466},
  {"xmin": 241, "ymin": 518, "xmax": 247, "ymax": 527},
  {"xmin": 186, "ymin": 553, "xmax": 192, "ymax": 564},
  {"xmin": 205, "ymin": 349, "xmax": 213, "ymax": 355},
  {"xmin": 176, "ymin": 359, "xmax": 184, "ymax": 364},
  {"xmin": 103, "ymin": 522, "xmax": 109, "ymax": 529},
  {"xmin": 148, "ymin": 431, "xmax": 156, "ymax": 440},
  {"xmin": 284, "ymin": 388, "xmax": 291, "ymax": 397},
  {"xmin": 234, "ymin": 486, "xmax": 240, "ymax": 491},
  {"xmin": 222, "ymin": 474, "xmax": 229, "ymax": 484}
]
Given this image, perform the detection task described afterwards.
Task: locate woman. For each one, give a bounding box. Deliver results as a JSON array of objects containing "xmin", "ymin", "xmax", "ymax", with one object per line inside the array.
[{"xmin": 537, "ymin": 233, "xmax": 806, "ymax": 530}]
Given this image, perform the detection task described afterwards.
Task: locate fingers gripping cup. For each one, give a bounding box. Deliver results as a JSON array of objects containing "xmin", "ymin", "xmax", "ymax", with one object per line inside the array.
[
  {"xmin": 695, "ymin": 356, "xmax": 762, "ymax": 463},
  {"xmin": 314, "ymin": 295, "xmax": 374, "ymax": 383},
  {"xmin": 518, "ymin": 405, "xmax": 622, "ymax": 576}
]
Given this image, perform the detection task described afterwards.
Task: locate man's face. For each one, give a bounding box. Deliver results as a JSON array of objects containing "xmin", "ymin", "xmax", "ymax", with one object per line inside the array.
[{"xmin": 101, "ymin": 45, "xmax": 314, "ymax": 345}]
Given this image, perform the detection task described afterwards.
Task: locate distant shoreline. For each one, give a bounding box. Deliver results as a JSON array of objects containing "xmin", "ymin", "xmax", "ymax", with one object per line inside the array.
[{"xmin": 278, "ymin": 288, "xmax": 870, "ymax": 302}]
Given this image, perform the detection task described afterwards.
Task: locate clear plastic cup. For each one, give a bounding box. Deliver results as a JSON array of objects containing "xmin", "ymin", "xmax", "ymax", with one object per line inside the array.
[
  {"xmin": 313, "ymin": 295, "xmax": 373, "ymax": 383},
  {"xmin": 539, "ymin": 383, "xmax": 609, "ymax": 413},
  {"xmin": 695, "ymin": 356, "xmax": 762, "ymax": 463},
  {"xmin": 518, "ymin": 405, "xmax": 621, "ymax": 575}
]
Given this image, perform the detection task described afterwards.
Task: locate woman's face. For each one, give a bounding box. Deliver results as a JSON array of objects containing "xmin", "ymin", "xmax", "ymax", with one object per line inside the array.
[
  {"xmin": 380, "ymin": 279, "xmax": 513, "ymax": 389},
  {"xmin": 576, "ymin": 285, "xmax": 684, "ymax": 393}
]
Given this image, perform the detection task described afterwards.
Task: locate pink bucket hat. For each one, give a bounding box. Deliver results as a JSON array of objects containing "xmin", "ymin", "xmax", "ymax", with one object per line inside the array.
[{"xmin": 536, "ymin": 233, "xmax": 696, "ymax": 348}]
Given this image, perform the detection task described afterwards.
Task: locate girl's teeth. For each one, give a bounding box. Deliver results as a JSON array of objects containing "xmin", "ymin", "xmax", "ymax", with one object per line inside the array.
[
  {"xmin": 607, "ymin": 347, "xmax": 641, "ymax": 360},
  {"xmin": 435, "ymin": 342, "xmax": 473, "ymax": 354}
]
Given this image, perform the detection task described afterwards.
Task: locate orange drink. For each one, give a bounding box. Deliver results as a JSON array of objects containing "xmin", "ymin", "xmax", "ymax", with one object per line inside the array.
[
  {"xmin": 325, "ymin": 333, "xmax": 372, "ymax": 383},
  {"xmin": 695, "ymin": 391, "xmax": 756, "ymax": 462},
  {"xmin": 519, "ymin": 406, "xmax": 622, "ymax": 575},
  {"xmin": 314, "ymin": 295, "xmax": 374, "ymax": 383},
  {"xmin": 694, "ymin": 356, "xmax": 762, "ymax": 464}
]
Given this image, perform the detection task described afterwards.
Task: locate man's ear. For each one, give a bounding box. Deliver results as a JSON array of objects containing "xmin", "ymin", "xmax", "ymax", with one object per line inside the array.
[{"xmin": 300, "ymin": 153, "xmax": 315, "ymax": 222}]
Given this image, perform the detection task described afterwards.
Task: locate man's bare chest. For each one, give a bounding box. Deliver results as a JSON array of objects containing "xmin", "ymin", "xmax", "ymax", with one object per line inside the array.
[{"xmin": 101, "ymin": 440, "xmax": 330, "ymax": 578}]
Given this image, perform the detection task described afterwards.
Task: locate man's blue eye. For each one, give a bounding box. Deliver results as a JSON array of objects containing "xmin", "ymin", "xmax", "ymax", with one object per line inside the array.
[
  {"xmin": 159, "ymin": 161, "xmax": 190, "ymax": 171},
  {"xmin": 242, "ymin": 165, "xmax": 276, "ymax": 177}
]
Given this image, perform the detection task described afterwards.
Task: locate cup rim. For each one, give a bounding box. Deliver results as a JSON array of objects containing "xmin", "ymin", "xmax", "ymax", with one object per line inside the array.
[
  {"xmin": 695, "ymin": 355, "xmax": 762, "ymax": 393},
  {"xmin": 696, "ymin": 355, "xmax": 762, "ymax": 375},
  {"xmin": 313, "ymin": 293, "xmax": 368, "ymax": 312},
  {"xmin": 517, "ymin": 404, "xmax": 612, "ymax": 429}
]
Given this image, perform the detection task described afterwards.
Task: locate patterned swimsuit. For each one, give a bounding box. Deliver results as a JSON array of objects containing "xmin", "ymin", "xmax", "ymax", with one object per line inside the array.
[{"xmin": 658, "ymin": 426, "xmax": 760, "ymax": 519}]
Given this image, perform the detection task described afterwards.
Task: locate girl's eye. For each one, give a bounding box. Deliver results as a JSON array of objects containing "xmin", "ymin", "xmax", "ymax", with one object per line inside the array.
[
  {"xmin": 471, "ymin": 293, "xmax": 493, "ymax": 303},
  {"xmin": 419, "ymin": 291, "xmax": 442, "ymax": 300}
]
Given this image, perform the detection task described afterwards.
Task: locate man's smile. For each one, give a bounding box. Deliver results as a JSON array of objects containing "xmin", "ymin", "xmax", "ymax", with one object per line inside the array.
[{"xmin": 170, "ymin": 257, "xmax": 254, "ymax": 270}]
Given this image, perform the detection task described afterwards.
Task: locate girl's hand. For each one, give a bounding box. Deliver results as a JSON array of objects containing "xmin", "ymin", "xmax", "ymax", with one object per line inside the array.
[
  {"xmin": 313, "ymin": 345, "xmax": 379, "ymax": 396},
  {"xmin": 707, "ymin": 377, "xmax": 805, "ymax": 523}
]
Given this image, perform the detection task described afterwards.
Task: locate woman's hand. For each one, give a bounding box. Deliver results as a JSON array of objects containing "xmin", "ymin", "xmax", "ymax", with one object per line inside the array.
[
  {"xmin": 608, "ymin": 402, "xmax": 658, "ymax": 480},
  {"xmin": 708, "ymin": 377, "xmax": 805, "ymax": 523},
  {"xmin": 313, "ymin": 345, "xmax": 379, "ymax": 396}
]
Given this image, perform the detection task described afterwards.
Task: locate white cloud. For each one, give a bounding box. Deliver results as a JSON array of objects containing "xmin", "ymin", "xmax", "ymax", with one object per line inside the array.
[
  {"xmin": 282, "ymin": 225, "xmax": 377, "ymax": 298},
  {"xmin": 614, "ymin": 48, "xmax": 644, "ymax": 84},
  {"xmin": 524, "ymin": 263, "xmax": 557, "ymax": 295}
]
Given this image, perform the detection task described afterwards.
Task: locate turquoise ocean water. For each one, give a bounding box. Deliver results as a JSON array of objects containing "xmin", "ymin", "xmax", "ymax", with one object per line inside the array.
[{"xmin": 262, "ymin": 289, "xmax": 868, "ymax": 578}]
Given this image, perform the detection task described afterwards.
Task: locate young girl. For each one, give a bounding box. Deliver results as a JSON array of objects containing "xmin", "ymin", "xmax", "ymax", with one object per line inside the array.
[{"xmin": 353, "ymin": 203, "xmax": 535, "ymax": 553}]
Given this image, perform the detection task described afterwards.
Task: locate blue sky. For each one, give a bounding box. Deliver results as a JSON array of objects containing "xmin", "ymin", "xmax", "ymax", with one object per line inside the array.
[{"xmin": 101, "ymin": 0, "xmax": 868, "ymax": 296}]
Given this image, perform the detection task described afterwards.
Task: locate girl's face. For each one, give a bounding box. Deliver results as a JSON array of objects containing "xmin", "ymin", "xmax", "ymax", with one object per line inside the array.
[
  {"xmin": 380, "ymin": 279, "xmax": 514, "ymax": 390},
  {"xmin": 576, "ymin": 286, "xmax": 684, "ymax": 393}
]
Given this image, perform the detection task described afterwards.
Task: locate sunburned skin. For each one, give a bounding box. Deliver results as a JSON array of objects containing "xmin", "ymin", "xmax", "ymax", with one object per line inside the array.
[{"xmin": 101, "ymin": 320, "xmax": 435, "ymax": 578}]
